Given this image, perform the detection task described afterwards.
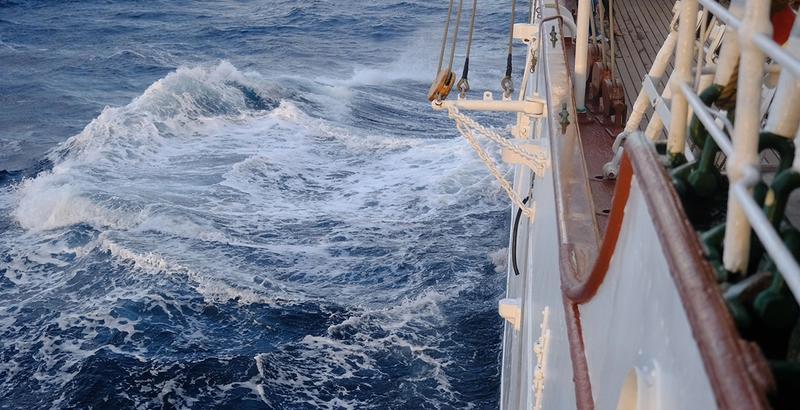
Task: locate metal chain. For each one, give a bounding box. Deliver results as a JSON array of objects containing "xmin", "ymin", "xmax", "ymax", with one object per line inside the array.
[
  {"xmin": 447, "ymin": 106, "xmax": 546, "ymax": 166},
  {"xmin": 447, "ymin": 106, "xmax": 537, "ymax": 218},
  {"xmin": 455, "ymin": 122, "xmax": 537, "ymax": 219}
]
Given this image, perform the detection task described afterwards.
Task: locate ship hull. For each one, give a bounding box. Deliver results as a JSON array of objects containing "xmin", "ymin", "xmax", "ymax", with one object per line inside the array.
[{"xmin": 498, "ymin": 6, "xmax": 771, "ymax": 407}]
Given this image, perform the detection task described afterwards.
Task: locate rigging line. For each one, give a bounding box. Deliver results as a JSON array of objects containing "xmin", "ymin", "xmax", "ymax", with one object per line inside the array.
[
  {"xmin": 461, "ymin": 0, "xmax": 478, "ymax": 80},
  {"xmin": 589, "ymin": 0, "xmax": 597, "ymax": 48},
  {"xmin": 597, "ymin": 0, "xmax": 608, "ymax": 67},
  {"xmin": 447, "ymin": 0, "xmax": 465, "ymax": 72},
  {"xmin": 610, "ymin": 0, "xmax": 617, "ymax": 80},
  {"xmin": 505, "ymin": 0, "xmax": 517, "ymax": 77},
  {"xmin": 436, "ymin": 0, "xmax": 455, "ymax": 75},
  {"xmin": 528, "ymin": 0, "xmax": 534, "ymax": 24}
]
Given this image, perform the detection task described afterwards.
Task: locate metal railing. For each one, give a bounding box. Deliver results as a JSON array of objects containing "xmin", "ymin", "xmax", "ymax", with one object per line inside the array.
[{"xmin": 670, "ymin": 0, "xmax": 800, "ymax": 301}]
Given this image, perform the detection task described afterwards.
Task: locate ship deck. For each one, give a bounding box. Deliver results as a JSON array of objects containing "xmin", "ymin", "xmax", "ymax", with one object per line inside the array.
[
  {"xmin": 561, "ymin": 0, "xmax": 676, "ymax": 235},
  {"xmin": 612, "ymin": 0, "xmax": 675, "ymax": 115},
  {"xmin": 563, "ymin": 0, "xmax": 675, "ymax": 114}
]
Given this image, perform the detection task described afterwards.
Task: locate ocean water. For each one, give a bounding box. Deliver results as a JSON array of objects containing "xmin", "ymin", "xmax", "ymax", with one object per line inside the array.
[{"xmin": 0, "ymin": 1, "xmax": 521, "ymax": 408}]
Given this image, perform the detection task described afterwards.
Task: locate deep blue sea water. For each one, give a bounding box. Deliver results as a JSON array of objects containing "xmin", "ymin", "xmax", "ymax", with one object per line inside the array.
[{"xmin": 0, "ymin": 1, "xmax": 521, "ymax": 408}]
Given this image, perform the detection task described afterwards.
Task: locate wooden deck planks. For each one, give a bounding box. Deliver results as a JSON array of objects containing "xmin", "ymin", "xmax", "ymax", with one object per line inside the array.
[
  {"xmin": 614, "ymin": 0, "xmax": 676, "ymax": 117},
  {"xmin": 563, "ymin": 0, "xmax": 676, "ymax": 131}
]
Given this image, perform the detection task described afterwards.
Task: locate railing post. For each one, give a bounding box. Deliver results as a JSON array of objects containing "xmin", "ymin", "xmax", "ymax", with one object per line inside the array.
[
  {"xmin": 627, "ymin": 29, "xmax": 677, "ymax": 135},
  {"xmin": 723, "ymin": 0, "xmax": 772, "ymax": 274},
  {"xmin": 765, "ymin": 18, "xmax": 800, "ymax": 139},
  {"xmin": 574, "ymin": 0, "xmax": 591, "ymax": 112},
  {"xmin": 667, "ymin": 0, "xmax": 699, "ymax": 160},
  {"xmin": 711, "ymin": 2, "xmax": 743, "ymax": 87}
]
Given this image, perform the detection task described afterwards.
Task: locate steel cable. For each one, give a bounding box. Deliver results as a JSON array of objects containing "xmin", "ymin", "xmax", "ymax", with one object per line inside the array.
[
  {"xmin": 447, "ymin": 0, "xmax": 465, "ymax": 72},
  {"xmin": 436, "ymin": 0, "xmax": 455, "ymax": 75}
]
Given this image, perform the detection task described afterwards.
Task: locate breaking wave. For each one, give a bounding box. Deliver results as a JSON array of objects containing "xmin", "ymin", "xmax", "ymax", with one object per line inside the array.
[{"xmin": 1, "ymin": 56, "xmax": 507, "ymax": 408}]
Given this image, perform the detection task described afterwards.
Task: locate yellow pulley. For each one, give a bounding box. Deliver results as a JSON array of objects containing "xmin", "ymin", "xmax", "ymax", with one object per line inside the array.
[{"xmin": 427, "ymin": 70, "xmax": 456, "ymax": 102}]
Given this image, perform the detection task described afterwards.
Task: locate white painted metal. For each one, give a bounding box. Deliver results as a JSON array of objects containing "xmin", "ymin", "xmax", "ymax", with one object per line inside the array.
[
  {"xmin": 680, "ymin": 83, "xmax": 733, "ymax": 156},
  {"xmin": 723, "ymin": 0, "xmax": 771, "ymax": 273},
  {"xmin": 732, "ymin": 171, "xmax": 800, "ymax": 304},
  {"xmin": 703, "ymin": 0, "xmax": 800, "ymax": 78},
  {"xmin": 580, "ymin": 180, "xmax": 718, "ymax": 409},
  {"xmin": 643, "ymin": 82, "xmax": 673, "ymax": 141},
  {"xmin": 753, "ymin": 33, "xmax": 800, "ymax": 78},
  {"xmin": 765, "ymin": 19, "xmax": 800, "ymax": 138},
  {"xmin": 667, "ymin": 0, "xmax": 699, "ymax": 157},
  {"xmin": 513, "ymin": 22, "xmax": 538, "ymax": 42},
  {"xmin": 795, "ymin": 126, "xmax": 800, "ymax": 170},
  {"xmin": 499, "ymin": 140, "xmax": 536, "ymax": 410},
  {"xmin": 432, "ymin": 0, "xmax": 800, "ymax": 408},
  {"xmin": 644, "ymin": 75, "xmax": 674, "ymax": 135},
  {"xmin": 532, "ymin": 306, "xmax": 550, "ymax": 410},
  {"xmin": 711, "ymin": 3, "xmax": 743, "ymax": 86},
  {"xmin": 500, "ymin": 4, "xmax": 579, "ymax": 408},
  {"xmin": 574, "ymin": 0, "xmax": 591, "ymax": 112},
  {"xmin": 499, "ymin": 298, "xmax": 523, "ymax": 331},
  {"xmin": 623, "ymin": 30, "xmax": 677, "ymax": 135},
  {"xmin": 514, "ymin": 157, "xmax": 578, "ymax": 410},
  {"xmin": 671, "ymin": 0, "xmax": 800, "ymax": 302},
  {"xmin": 694, "ymin": 15, "xmax": 720, "ymax": 94},
  {"xmin": 433, "ymin": 95, "xmax": 546, "ymax": 115}
]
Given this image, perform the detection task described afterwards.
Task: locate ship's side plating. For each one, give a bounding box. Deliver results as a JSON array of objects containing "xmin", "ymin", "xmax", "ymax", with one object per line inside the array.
[
  {"xmin": 429, "ymin": 0, "xmax": 797, "ymax": 407},
  {"xmin": 498, "ymin": 1, "xmax": 771, "ymax": 409}
]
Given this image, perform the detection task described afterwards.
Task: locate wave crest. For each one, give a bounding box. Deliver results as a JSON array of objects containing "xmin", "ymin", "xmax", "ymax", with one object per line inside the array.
[{"xmin": 54, "ymin": 61, "xmax": 277, "ymax": 163}]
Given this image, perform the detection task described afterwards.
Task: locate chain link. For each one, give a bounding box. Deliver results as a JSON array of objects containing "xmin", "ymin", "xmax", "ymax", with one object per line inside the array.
[
  {"xmin": 447, "ymin": 106, "xmax": 547, "ymax": 169},
  {"xmin": 449, "ymin": 108, "xmax": 536, "ymax": 219}
]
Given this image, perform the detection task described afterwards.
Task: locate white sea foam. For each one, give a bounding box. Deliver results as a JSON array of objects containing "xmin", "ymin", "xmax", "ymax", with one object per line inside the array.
[
  {"xmin": 2, "ymin": 58, "xmax": 506, "ymax": 407},
  {"xmin": 490, "ymin": 247, "xmax": 509, "ymax": 273}
]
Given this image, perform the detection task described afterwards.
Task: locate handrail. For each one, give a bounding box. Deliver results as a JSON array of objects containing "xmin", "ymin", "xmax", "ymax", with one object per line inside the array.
[
  {"xmin": 679, "ymin": 83, "xmax": 733, "ymax": 156},
  {"xmin": 537, "ymin": 5, "xmax": 603, "ymax": 298},
  {"xmin": 668, "ymin": 0, "xmax": 800, "ymax": 300},
  {"xmin": 733, "ymin": 168, "xmax": 800, "ymax": 304},
  {"xmin": 697, "ymin": 0, "xmax": 800, "ymax": 76}
]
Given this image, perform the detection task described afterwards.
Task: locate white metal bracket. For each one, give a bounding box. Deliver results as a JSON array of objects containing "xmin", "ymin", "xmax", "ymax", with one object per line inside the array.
[
  {"xmin": 533, "ymin": 306, "xmax": 551, "ymax": 410},
  {"xmin": 499, "ymin": 298, "xmax": 522, "ymax": 331},
  {"xmin": 643, "ymin": 75, "xmax": 672, "ymax": 132},
  {"xmin": 513, "ymin": 23, "xmax": 539, "ymax": 44},
  {"xmin": 433, "ymin": 93, "xmax": 546, "ymax": 116}
]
